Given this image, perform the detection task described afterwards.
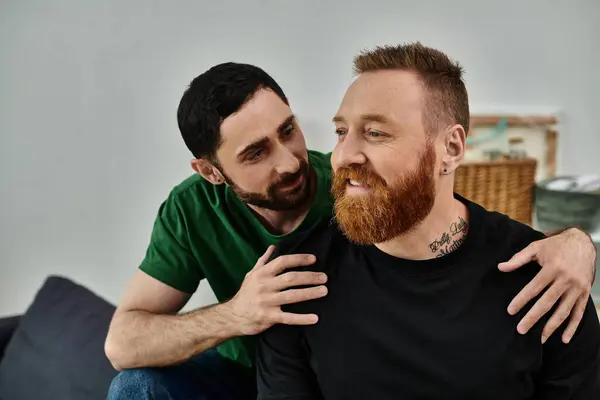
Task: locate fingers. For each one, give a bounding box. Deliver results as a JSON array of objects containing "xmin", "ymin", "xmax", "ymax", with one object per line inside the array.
[
  {"xmin": 562, "ymin": 295, "xmax": 588, "ymax": 344},
  {"xmin": 541, "ymin": 289, "xmax": 580, "ymax": 343},
  {"xmin": 254, "ymin": 245, "xmax": 276, "ymax": 269},
  {"xmin": 508, "ymin": 267, "xmax": 555, "ymax": 316},
  {"xmin": 516, "ymin": 281, "xmax": 567, "ymax": 335},
  {"xmin": 275, "ymin": 311, "xmax": 319, "ymax": 326},
  {"xmin": 498, "ymin": 244, "xmax": 538, "ymax": 272},
  {"xmin": 271, "ymin": 271, "xmax": 328, "ymax": 291},
  {"xmin": 272, "ymin": 286, "xmax": 328, "ymax": 306},
  {"xmin": 262, "ymin": 254, "xmax": 317, "ymax": 276}
]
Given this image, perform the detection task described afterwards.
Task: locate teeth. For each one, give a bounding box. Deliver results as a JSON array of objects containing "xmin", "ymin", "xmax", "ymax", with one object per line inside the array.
[{"xmin": 349, "ymin": 179, "xmax": 362, "ymax": 186}]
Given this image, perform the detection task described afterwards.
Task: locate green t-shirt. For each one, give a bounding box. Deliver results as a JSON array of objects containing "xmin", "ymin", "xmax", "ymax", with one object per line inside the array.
[{"xmin": 139, "ymin": 150, "xmax": 333, "ymax": 369}]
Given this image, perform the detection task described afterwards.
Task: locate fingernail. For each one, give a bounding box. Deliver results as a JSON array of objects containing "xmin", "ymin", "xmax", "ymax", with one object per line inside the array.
[
  {"xmin": 319, "ymin": 273, "xmax": 328, "ymax": 282},
  {"xmin": 541, "ymin": 335, "xmax": 548, "ymax": 344},
  {"xmin": 517, "ymin": 324, "xmax": 526, "ymax": 334},
  {"xmin": 507, "ymin": 306, "xmax": 516, "ymax": 315},
  {"xmin": 319, "ymin": 286, "xmax": 328, "ymax": 295},
  {"xmin": 563, "ymin": 335, "xmax": 571, "ymax": 344}
]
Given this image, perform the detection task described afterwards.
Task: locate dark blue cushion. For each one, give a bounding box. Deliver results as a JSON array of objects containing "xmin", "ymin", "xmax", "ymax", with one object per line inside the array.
[
  {"xmin": 0, "ymin": 316, "xmax": 20, "ymax": 360},
  {"xmin": 0, "ymin": 276, "xmax": 117, "ymax": 399}
]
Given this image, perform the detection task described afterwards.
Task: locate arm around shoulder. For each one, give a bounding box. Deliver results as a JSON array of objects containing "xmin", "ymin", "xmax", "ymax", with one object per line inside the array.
[{"xmin": 500, "ymin": 225, "xmax": 597, "ymax": 343}]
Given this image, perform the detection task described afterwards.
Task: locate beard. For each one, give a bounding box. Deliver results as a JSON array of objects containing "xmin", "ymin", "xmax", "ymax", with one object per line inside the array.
[
  {"xmin": 224, "ymin": 158, "xmax": 313, "ymax": 211},
  {"xmin": 331, "ymin": 143, "xmax": 437, "ymax": 245}
]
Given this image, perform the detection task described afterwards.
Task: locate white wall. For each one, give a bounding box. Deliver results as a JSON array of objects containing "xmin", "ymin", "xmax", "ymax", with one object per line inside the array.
[{"xmin": 1, "ymin": 0, "xmax": 599, "ymax": 316}]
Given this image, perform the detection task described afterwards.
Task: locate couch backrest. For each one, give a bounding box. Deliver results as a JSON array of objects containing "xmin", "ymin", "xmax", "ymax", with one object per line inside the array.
[{"xmin": 0, "ymin": 276, "xmax": 117, "ymax": 399}]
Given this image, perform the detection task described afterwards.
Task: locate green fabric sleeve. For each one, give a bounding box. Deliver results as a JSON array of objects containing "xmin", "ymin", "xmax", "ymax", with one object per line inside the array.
[{"xmin": 139, "ymin": 198, "xmax": 204, "ymax": 294}]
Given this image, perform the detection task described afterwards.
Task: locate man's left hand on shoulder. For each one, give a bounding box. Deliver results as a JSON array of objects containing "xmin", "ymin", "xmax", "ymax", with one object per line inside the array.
[{"xmin": 498, "ymin": 227, "xmax": 597, "ymax": 344}]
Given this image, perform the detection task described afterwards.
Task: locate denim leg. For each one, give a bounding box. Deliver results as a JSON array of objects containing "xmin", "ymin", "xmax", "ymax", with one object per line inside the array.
[{"xmin": 106, "ymin": 349, "xmax": 256, "ymax": 400}]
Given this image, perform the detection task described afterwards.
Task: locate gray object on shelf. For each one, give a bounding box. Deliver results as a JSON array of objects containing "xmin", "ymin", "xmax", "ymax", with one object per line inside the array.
[
  {"xmin": 591, "ymin": 241, "xmax": 600, "ymax": 301},
  {"xmin": 535, "ymin": 176, "xmax": 600, "ymax": 233}
]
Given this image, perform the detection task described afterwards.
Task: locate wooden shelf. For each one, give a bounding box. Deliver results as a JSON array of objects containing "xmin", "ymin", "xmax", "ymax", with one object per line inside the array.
[{"xmin": 471, "ymin": 115, "xmax": 558, "ymax": 127}]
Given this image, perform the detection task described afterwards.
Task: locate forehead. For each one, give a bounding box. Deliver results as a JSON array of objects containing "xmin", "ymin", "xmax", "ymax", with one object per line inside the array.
[
  {"xmin": 336, "ymin": 70, "xmax": 424, "ymax": 121},
  {"xmin": 218, "ymin": 89, "xmax": 292, "ymax": 155}
]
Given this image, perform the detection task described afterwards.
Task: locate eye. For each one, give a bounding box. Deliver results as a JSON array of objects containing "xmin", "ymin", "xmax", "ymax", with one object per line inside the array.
[
  {"xmin": 247, "ymin": 149, "xmax": 263, "ymax": 161},
  {"xmin": 335, "ymin": 128, "xmax": 347, "ymax": 136},
  {"xmin": 282, "ymin": 124, "xmax": 295, "ymax": 137},
  {"xmin": 367, "ymin": 130, "xmax": 383, "ymax": 138}
]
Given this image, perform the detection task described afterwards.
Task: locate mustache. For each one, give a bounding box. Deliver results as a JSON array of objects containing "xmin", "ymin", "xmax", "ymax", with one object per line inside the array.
[{"xmin": 334, "ymin": 166, "xmax": 387, "ymax": 188}]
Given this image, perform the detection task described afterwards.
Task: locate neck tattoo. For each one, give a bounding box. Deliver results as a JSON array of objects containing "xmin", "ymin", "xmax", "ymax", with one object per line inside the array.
[{"xmin": 429, "ymin": 216, "xmax": 468, "ymax": 258}]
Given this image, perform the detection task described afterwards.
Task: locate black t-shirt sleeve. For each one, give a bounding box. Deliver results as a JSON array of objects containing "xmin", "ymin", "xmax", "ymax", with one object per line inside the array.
[
  {"xmin": 256, "ymin": 323, "xmax": 324, "ymax": 400},
  {"xmin": 536, "ymin": 295, "xmax": 600, "ymax": 399},
  {"xmin": 487, "ymin": 213, "xmax": 600, "ymax": 398}
]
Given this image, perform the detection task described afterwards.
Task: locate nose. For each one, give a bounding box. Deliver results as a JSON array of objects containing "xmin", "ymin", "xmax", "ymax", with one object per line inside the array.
[
  {"xmin": 274, "ymin": 146, "xmax": 301, "ymax": 175},
  {"xmin": 332, "ymin": 131, "xmax": 367, "ymax": 169}
]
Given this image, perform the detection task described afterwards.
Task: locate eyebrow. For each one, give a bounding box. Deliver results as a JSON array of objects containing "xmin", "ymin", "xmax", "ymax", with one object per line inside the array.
[
  {"xmin": 361, "ymin": 113, "xmax": 390, "ymax": 124},
  {"xmin": 277, "ymin": 114, "xmax": 296, "ymax": 134},
  {"xmin": 332, "ymin": 113, "xmax": 390, "ymax": 124},
  {"xmin": 236, "ymin": 137, "xmax": 270, "ymax": 160},
  {"xmin": 235, "ymin": 114, "xmax": 296, "ymax": 159},
  {"xmin": 332, "ymin": 115, "xmax": 345, "ymax": 124}
]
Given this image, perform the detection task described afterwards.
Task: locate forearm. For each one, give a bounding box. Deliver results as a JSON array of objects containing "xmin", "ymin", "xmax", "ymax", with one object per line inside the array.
[{"xmin": 105, "ymin": 301, "xmax": 241, "ymax": 370}]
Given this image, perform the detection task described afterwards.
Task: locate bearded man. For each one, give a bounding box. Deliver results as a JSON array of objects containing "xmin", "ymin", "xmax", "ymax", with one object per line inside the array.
[{"xmin": 255, "ymin": 42, "xmax": 600, "ymax": 399}]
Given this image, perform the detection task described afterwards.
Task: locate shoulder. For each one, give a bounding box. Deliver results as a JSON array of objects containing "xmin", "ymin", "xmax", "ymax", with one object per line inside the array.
[
  {"xmin": 308, "ymin": 150, "xmax": 332, "ymax": 173},
  {"xmin": 465, "ymin": 196, "xmax": 546, "ymax": 255},
  {"xmin": 270, "ymin": 216, "xmax": 349, "ymax": 281},
  {"xmin": 158, "ymin": 173, "xmax": 223, "ymax": 224},
  {"xmin": 167, "ymin": 173, "xmax": 223, "ymax": 206},
  {"xmin": 271, "ymin": 216, "xmax": 339, "ymax": 262}
]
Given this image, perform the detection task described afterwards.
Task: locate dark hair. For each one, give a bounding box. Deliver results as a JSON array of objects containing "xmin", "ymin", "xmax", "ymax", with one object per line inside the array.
[
  {"xmin": 177, "ymin": 62, "xmax": 289, "ymax": 160},
  {"xmin": 354, "ymin": 42, "xmax": 469, "ymax": 135}
]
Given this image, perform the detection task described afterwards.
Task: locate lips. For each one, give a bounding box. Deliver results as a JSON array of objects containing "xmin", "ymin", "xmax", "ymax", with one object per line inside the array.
[{"xmin": 278, "ymin": 172, "xmax": 305, "ymax": 191}]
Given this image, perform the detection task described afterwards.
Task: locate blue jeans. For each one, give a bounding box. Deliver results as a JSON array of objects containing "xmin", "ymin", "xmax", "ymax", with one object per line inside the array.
[{"xmin": 106, "ymin": 349, "xmax": 256, "ymax": 400}]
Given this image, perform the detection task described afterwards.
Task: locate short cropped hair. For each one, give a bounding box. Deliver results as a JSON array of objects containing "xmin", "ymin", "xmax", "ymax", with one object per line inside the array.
[{"xmin": 353, "ymin": 42, "xmax": 469, "ymax": 135}]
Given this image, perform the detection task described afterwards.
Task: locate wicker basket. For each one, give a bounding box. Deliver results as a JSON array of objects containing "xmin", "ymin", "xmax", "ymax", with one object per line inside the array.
[{"xmin": 454, "ymin": 158, "xmax": 538, "ymax": 225}]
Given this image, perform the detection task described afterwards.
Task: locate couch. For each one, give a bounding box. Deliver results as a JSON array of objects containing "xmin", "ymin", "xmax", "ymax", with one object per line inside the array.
[{"xmin": 0, "ymin": 276, "xmax": 118, "ymax": 399}]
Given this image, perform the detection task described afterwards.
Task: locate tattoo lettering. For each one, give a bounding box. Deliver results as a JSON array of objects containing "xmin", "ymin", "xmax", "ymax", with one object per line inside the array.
[
  {"xmin": 450, "ymin": 216, "xmax": 468, "ymax": 236},
  {"xmin": 430, "ymin": 216, "xmax": 469, "ymax": 257},
  {"xmin": 436, "ymin": 236, "xmax": 467, "ymax": 258},
  {"xmin": 429, "ymin": 232, "xmax": 451, "ymax": 252}
]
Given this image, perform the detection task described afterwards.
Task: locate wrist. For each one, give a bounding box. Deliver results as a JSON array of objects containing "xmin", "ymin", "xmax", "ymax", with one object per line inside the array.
[
  {"xmin": 215, "ymin": 300, "xmax": 246, "ymax": 337},
  {"xmin": 553, "ymin": 226, "xmax": 591, "ymax": 240},
  {"xmin": 565, "ymin": 227, "xmax": 596, "ymax": 248},
  {"xmin": 561, "ymin": 227, "xmax": 597, "ymax": 282}
]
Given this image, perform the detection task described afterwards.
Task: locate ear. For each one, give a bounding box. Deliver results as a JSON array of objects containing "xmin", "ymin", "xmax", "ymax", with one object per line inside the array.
[
  {"xmin": 440, "ymin": 124, "xmax": 466, "ymax": 175},
  {"xmin": 190, "ymin": 158, "xmax": 226, "ymax": 185}
]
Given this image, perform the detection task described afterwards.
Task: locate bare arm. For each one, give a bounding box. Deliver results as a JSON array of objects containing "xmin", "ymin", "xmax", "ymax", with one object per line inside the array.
[
  {"xmin": 498, "ymin": 227, "xmax": 597, "ymax": 343},
  {"xmin": 105, "ymin": 246, "xmax": 327, "ymax": 370},
  {"xmin": 104, "ymin": 270, "xmax": 241, "ymax": 370}
]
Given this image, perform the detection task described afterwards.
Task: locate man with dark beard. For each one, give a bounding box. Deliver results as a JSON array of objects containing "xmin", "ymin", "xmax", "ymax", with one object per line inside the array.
[{"xmin": 255, "ymin": 43, "xmax": 600, "ymax": 399}]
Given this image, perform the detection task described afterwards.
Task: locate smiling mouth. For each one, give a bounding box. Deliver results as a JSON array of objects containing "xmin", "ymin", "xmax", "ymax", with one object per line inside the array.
[
  {"xmin": 347, "ymin": 179, "xmax": 371, "ymax": 189},
  {"xmin": 278, "ymin": 173, "xmax": 305, "ymax": 191},
  {"xmin": 344, "ymin": 179, "xmax": 372, "ymax": 195}
]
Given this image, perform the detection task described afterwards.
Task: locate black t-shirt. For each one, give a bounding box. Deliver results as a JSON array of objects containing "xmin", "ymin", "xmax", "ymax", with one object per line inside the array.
[{"xmin": 256, "ymin": 196, "xmax": 600, "ymax": 399}]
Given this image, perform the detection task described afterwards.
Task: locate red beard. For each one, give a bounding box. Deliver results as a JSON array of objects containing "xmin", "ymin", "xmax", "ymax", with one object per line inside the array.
[{"xmin": 332, "ymin": 143, "xmax": 437, "ymax": 244}]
